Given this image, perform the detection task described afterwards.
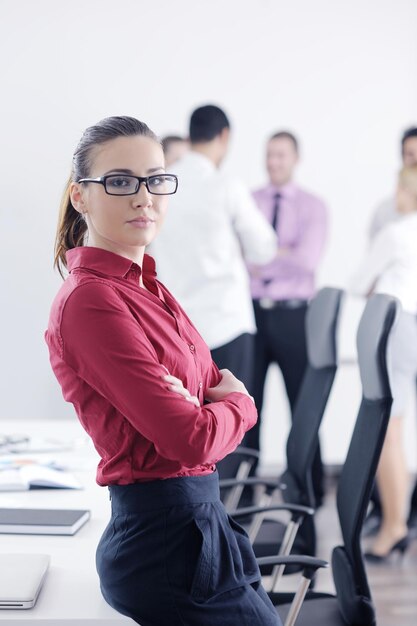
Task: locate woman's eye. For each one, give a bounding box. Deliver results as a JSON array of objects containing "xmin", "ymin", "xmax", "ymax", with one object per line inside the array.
[
  {"xmin": 108, "ymin": 176, "xmax": 131, "ymax": 187},
  {"xmin": 151, "ymin": 177, "xmax": 163, "ymax": 186}
]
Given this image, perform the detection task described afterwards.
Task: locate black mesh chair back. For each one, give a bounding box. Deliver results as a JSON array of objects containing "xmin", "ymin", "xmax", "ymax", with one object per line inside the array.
[
  {"xmin": 242, "ymin": 287, "xmax": 344, "ymax": 586},
  {"xmin": 278, "ymin": 287, "xmax": 343, "ymax": 562},
  {"xmin": 219, "ymin": 288, "xmax": 343, "ymax": 513},
  {"xmin": 332, "ymin": 293, "xmax": 398, "ymax": 625},
  {"xmin": 273, "ymin": 293, "xmax": 399, "ymax": 626},
  {"xmin": 284, "ymin": 287, "xmax": 344, "ymax": 508}
]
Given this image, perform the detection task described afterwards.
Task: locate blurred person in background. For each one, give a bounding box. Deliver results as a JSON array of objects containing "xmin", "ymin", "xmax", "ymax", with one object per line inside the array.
[
  {"xmin": 365, "ymin": 126, "xmax": 417, "ymax": 538},
  {"xmin": 247, "ymin": 131, "xmax": 328, "ymax": 506},
  {"xmin": 153, "ymin": 105, "xmax": 277, "ymax": 395},
  {"xmin": 152, "ymin": 105, "xmax": 278, "ymax": 486},
  {"xmin": 351, "ymin": 165, "xmax": 417, "ymax": 561},
  {"xmin": 369, "ymin": 127, "xmax": 417, "ymax": 237},
  {"xmin": 162, "ymin": 134, "xmax": 189, "ymax": 168}
]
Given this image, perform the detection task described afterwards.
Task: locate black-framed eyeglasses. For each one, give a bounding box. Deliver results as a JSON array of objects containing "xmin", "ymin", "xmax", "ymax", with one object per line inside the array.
[{"xmin": 78, "ymin": 174, "xmax": 178, "ymax": 196}]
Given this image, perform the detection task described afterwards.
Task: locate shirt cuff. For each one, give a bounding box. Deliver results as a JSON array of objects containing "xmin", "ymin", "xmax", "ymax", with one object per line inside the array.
[{"xmin": 222, "ymin": 391, "xmax": 258, "ymax": 431}]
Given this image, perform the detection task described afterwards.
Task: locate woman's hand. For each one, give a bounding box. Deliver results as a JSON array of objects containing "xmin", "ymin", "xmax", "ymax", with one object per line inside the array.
[
  {"xmin": 163, "ymin": 374, "xmax": 200, "ymax": 408},
  {"xmin": 205, "ymin": 369, "xmax": 254, "ymax": 403}
]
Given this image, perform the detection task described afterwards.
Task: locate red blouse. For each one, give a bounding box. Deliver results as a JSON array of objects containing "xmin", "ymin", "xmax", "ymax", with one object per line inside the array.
[{"xmin": 45, "ymin": 247, "xmax": 257, "ymax": 485}]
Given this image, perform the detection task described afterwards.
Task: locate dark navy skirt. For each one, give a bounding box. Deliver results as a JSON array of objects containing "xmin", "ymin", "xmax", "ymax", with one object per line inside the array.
[{"xmin": 96, "ymin": 471, "xmax": 281, "ymax": 626}]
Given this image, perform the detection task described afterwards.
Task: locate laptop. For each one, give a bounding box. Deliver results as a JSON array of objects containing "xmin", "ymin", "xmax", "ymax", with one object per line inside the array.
[{"xmin": 0, "ymin": 553, "xmax": 50, "ymax": 609}]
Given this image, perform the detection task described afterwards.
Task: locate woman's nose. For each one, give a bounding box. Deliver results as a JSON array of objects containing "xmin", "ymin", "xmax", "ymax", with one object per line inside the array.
[{"xmin": 133, "ymin": 181, "xmax": 152, "ymax": 206}]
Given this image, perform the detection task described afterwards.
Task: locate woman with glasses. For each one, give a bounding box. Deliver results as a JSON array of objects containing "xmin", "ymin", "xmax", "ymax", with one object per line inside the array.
[{"xmin": 45, "ymin": 116, "xmax": 281, "ymax": 626}]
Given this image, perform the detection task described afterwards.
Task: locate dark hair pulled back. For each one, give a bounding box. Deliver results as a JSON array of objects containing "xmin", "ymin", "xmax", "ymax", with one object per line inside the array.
[{"xmin": 54, "ymin": 116, "xmax": 159, "ymax": 277}]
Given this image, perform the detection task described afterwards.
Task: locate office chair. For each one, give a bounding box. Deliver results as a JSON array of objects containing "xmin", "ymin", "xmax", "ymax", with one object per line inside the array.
[
  {"xmin": 263, "ymin": 293, "xmax": 399, "ymax": 626},
  {"xmin": 219, "ymin": 447, "xmax": 261, "ymax": 510},
  {"xmin": 221, "ymin": 287, "xmax": 344, "ymax": 578}
]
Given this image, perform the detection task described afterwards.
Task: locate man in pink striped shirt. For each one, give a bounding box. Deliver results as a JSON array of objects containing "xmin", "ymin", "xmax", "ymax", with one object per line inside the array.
[{"xmin": 247, "ymin": 131, "xmax": 328, "ymax": 505}]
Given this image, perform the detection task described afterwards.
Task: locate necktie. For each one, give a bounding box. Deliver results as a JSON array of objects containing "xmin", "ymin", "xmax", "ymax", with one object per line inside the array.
[
  {"xmin": 262, "ymin": 193, "xmax": 281, "ymax": 287},
  {"xmin": 271, "ymin": 192, "xmax": 281, "ymax": 232}
]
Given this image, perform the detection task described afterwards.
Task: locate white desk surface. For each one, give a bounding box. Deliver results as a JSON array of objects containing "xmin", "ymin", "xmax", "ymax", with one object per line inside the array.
[{"xmin": 0, "ymin": 419, "xmax": 135, "ymax": 625}]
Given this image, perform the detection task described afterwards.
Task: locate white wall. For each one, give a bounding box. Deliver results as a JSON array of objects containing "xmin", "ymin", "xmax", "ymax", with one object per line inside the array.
[{"xmin": 1, "ymin": 0, "xmax": 417, "ymax": 466}]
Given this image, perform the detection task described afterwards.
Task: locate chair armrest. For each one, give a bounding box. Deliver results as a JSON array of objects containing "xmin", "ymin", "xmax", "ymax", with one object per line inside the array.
[
  {"xmin": 230, "ymin": 503, "xmax": 314, "ymax": 524},
  {"xmin": 219, "ymin": 477, "xmax": 285, "ymax": 492},
  {"xmin": 256, "ymin": 554, "xmax": 328, "ymax": 578},
  {"xmin": 258, "ymin": 555, "xmax": 329, "ymax": 625},
  {"xmin": 229, "ymin": 446, "xmax": 261, "ymax": 460}
]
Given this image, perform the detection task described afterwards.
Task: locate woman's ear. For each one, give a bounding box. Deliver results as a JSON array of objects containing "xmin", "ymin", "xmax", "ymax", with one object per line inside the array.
[{"xmin": 70, "ymin": 181, "xmax": 87, "ymax": 215}]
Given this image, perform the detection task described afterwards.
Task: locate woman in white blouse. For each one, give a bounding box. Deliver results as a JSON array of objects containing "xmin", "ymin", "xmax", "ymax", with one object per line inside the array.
[{"xmin": 351, "ymin": 165, "xmax": 417, "ymax": 561}]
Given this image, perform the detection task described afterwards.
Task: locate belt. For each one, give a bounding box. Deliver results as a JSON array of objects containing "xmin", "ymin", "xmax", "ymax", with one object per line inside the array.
[{"xmin": 254, "ymin": 298, "xmax": 308, "ymax": 310}]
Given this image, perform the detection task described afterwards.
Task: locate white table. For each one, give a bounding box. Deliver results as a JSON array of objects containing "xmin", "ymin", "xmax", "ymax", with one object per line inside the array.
[{"xmin": 0, "ymin": 419, "xmax": 135, "ymax": 625}]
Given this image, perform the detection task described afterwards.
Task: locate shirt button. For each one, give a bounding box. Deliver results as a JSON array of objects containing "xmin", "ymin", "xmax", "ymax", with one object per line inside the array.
[
  {"xmin": 199, "ymin": 381, "xmax": 203, "ymax": 389},
  {"xmin": 189, "ymin": 344, "xmax": 195, "ymax": 352}
]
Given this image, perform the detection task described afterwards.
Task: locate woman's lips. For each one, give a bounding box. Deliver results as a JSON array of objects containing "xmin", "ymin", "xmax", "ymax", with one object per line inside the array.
[{"xmin": 127, "ymin": 217, "xmax": 155, "ymax": 229}]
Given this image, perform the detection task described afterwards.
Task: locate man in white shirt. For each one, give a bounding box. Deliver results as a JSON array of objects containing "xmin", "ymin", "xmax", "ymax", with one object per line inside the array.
[
  {"xmin": 153, "ymin": 105, "xmax": 277, "ymax": 395},
  {"xmin": 365, "ymin": 126, "xmax": 417, "ymax": 537}
]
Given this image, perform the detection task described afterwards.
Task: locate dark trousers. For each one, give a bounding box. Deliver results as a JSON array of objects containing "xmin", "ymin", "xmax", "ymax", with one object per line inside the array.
[
  {"xmin": 245, "ymin": 301, "xmax": 324, "ymax": 504},
  {"xmin": 96, "ymin": 473, "xmax": 281, "ymax": 626},
  {"xmin": 211, "ymin": 332, "xmax": 254, "ymax": 392},
  {"xmin": 211, "ymin": 333, "xmax": 255, "ymax": 481}
]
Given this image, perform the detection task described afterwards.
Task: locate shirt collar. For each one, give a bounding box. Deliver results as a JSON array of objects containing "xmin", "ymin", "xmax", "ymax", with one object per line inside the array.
[
  {"xmin": 265, "ymin": 181, "xmax": 297, "ymax": 199},
  {"xmin": 66, "ymin": 247, "xmax": 157, "ymax": 279},
  {"xmin": 181, "ymin": 150, "xmax": 217, "ymax": 173}
]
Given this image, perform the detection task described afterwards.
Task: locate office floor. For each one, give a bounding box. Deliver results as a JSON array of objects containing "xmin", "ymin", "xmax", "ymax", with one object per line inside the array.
[{"xmin": 259, "ymin": 475, "xmax": 417, "ymax": 626}]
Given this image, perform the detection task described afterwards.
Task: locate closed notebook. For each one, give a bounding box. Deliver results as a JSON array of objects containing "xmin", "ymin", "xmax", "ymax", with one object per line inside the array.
[
  {"xmin": 0, "ymin": 553, "xmax": 50, "ymax": 609},
  {"xmin": 0, "ymin": 508, "xmax": 90, "ymax": 535}
]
